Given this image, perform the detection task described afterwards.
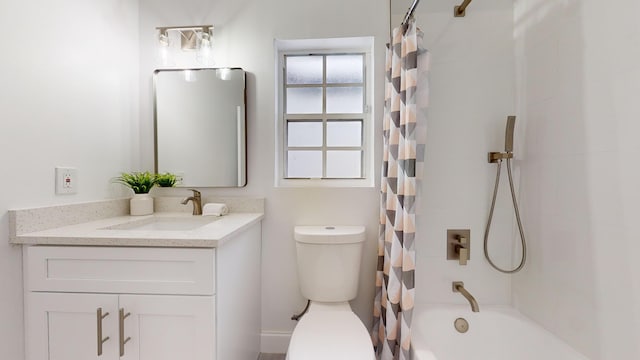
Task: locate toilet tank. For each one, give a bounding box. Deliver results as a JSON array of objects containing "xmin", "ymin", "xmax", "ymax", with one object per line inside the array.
[{"xmin": 294, "ymin": 226, "xmax": 366, "ymax": 302}]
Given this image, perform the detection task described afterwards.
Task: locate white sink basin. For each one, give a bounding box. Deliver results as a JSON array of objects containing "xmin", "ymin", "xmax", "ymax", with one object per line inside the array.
[{"xmin": 104, "ymin": 216, "xmax": 218, "ymax": 231}]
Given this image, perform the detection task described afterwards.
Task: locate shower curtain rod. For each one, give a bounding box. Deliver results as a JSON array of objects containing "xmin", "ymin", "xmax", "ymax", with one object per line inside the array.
[
  {"xmin": 401, "ymin": 0, "xmax": 420, "ymax": 25},
  {"xmin": 454, "ymin": 0, "xmax": 474, "ymax": 17},
  {"xmin": 400, "ymin": 0, "xmax": 475, "ymax": 25}
]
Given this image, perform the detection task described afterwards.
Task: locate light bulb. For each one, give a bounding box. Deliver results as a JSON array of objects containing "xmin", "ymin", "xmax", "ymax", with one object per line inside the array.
[
  {"xmin": 159, "ymin": 33, "xmax": 169, "ymax": 47},
  {"xmin": 197, "ymin": 32, "xmax": 214, "ymax": 65},
  {"xmin": 201, "ymin": 33, "xmax": 211, "ymax": 48}
]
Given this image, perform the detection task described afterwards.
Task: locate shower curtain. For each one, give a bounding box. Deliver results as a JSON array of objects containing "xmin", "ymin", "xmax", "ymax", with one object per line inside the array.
[{"xmin": 372, "ymin": 19, "xmax": 427, "ymax": 360}]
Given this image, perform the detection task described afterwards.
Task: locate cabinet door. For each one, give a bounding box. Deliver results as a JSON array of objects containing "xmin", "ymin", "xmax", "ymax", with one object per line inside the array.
[
  {"xmin": 118, "ymin": 295, "xmax": 215, "ymax": 360},
  {"xmin": 27, "ymin": 292, "xmax": 119, "ymax": 360}
]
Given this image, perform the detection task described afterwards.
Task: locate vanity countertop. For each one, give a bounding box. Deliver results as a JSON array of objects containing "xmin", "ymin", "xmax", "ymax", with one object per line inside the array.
[
  {"xmin": 9, "ymin": 197, "xmax": 264, "ymax": 248},
  {"xmin": 10, "ymin": 212, "xmax": 263, "ymax": 248}
]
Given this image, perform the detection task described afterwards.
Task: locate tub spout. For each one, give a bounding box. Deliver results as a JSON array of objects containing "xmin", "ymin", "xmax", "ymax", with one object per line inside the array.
[{"xmin": 453, "ymin": 281, "xmax": 480, "ymax": 312}]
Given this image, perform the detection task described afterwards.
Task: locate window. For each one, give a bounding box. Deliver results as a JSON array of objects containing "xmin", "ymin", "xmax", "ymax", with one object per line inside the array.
[{"xmin": 276, "ymin": 37, "xmax": 374, "ymax": 187}]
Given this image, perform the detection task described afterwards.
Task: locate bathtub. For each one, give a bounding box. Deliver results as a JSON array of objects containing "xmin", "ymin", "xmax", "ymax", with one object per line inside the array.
[{"xmin": 411, "ymin": 305, "xmax": 589, "ymax": 360}]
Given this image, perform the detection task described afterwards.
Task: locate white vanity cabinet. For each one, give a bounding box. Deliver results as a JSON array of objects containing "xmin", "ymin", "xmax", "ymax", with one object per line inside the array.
[
  {"xmin": 27, "ymin": 293, "xmax": 214, "ymax": 360},
  {"xmin": 22, "ymin": 223, "xmax": 261, "ymax": 360}
]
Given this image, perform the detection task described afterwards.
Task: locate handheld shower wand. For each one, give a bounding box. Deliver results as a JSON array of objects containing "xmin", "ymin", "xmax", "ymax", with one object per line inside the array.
[
  {"xmin": 504, "ymin": 115, "xmax": 515, "ymax": 153},
  {"xmin": 484, "ymin": 116, "xmax": 528, "ymax": 274},
  {"xmin": 487, "ymin": 115, "xmax": 516, "ymax": 163}
]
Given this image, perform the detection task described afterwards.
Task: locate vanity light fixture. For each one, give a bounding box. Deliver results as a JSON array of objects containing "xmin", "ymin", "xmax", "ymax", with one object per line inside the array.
[{"xmin": 156, "ymin": 25, "xmax": 214, "ymax": 51}]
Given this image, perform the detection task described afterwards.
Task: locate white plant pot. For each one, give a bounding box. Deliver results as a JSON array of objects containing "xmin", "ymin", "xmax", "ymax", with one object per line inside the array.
[{"xmin": 130, "ymin": 194, "xmax": 154, "ymax": 216}]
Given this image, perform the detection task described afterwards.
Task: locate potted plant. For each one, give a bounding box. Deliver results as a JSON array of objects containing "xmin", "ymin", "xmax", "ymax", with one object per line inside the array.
[
  {"xmin": 114, "ymin": 171, "xmax": 157, "ymax": 215},
  {"xmin": 155, "ymin": 172, "xmax": 178, "ymax": 187}
]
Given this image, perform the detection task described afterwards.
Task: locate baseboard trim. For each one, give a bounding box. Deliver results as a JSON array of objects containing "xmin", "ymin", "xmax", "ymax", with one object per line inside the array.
[{"xmin": 261, "ymin": 331, "xmax": 292, "ymax": 354}]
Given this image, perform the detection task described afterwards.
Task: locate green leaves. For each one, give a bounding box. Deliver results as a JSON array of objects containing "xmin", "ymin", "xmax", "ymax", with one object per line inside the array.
[
  {"xmin": 156, "ymin": 172, "xmax": 177, "ymax": 187},
  {"xmin": 114, "ymin": 172, "xmax": 179, "ymax": 193},
  {"xmin": 114, "ymin": 172, "xmax": 157, "ymax": 194}
]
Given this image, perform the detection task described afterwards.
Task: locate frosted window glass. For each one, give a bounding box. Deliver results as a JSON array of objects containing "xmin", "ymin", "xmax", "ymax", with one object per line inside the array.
[
  {"xmin": 326, "ymin": 87, "xmax": 363, "ymax": 114},
  {"xmin": 286, "ymin": 56, "xmax": 323, "ymax": 84},
  {"xmin": 326, "ymin": 151, "xmax": 362, "ymax": 178},
  {"xmin": 327, "ymin": 121, "xmax": 362, "ymax": 147},
  {"xmin": 287, "ymin": 87, "xmax": 323, "ymax": 114},
  {"xmin": 288, "ymin": 121, "xmax": 322, "ymax": 147},
  {"xmin": 326, "ymin": 55, "xmax": 364, "ymax": 84},
  {"xmin": 287, "ymin": 151, "xmax": 322, "ymax": 178}
]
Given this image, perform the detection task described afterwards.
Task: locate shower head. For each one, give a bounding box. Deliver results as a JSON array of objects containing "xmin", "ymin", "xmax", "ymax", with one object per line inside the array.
[{"xmin": 505, "ymin": 116, "xmax": 516, "ymax": 153}]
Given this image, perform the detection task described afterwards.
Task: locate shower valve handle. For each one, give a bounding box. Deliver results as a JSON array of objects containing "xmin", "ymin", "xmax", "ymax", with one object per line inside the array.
[
  {"xmin": 454, "ymin": 235, "xmax": 469, "ymax": 266},
  {"xmin": 447, "ymin": 230, "xmax": 471, "ymax": 266},
  {"xmin": 458, "ymin": 248, "xmax": 469, "ymax": 266}
]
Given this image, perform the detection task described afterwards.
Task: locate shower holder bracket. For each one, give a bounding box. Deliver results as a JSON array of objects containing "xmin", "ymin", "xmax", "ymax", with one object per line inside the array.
[{"xmin": 488, "ymin": 151, "xmax": 513, "ymax": 163}]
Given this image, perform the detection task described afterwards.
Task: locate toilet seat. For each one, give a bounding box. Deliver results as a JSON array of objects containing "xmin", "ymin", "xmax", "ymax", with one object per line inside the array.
[{"xmin": 287, "ymin": 303, "xmax": 375, "ymax": 360}]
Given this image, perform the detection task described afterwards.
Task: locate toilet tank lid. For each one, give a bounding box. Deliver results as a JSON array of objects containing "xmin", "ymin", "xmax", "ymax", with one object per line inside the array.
[{"xmin": 294, "ymin": 226, "xmax": 365, "ymax": 244}]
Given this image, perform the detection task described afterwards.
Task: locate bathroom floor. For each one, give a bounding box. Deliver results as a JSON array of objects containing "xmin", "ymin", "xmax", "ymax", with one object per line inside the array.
[{"xmin": 259, "ymin": 354, "xmax": 285, "ymax": 360}]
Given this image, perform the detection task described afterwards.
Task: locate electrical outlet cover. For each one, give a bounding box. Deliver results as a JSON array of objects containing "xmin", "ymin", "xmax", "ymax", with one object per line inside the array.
[{"xmin": 55, "ymin": 167, "xmax": 77, "ymax": 194}]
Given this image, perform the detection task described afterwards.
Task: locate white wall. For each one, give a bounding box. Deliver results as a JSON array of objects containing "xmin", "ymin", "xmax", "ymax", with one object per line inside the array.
[
  {"xmin": 12, "ymin": 1, "xmax": 640, "ymax": 358},
  {"xmin": 513, "ymin": 0, "xmax": 640, "ymax": 358},
  {"xmin": 138, "ymin": 0, "xmax": 388, "ymax": 352},
  {"xmin": 0, "ymin": 0, "xmax": 139, "ymax": 358},
  {"xmin": 392, "ymin": 0, "xmax": 517, "ymax": 307}
]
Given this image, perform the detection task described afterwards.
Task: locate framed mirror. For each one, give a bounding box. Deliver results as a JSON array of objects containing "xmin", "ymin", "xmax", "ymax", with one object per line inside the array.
[{"xmin": 153, "ymin": 68, "xmax": 246, "ymax": 187}]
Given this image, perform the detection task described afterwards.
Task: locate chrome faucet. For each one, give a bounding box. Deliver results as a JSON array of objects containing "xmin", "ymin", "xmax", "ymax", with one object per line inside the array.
[
  {"xmin": 181, "ymin": 189, "xmax": 202, "ymax": 215},
  {"xmin": 453, "ymin": 281, "xmax": 480, "ymax": 312}
]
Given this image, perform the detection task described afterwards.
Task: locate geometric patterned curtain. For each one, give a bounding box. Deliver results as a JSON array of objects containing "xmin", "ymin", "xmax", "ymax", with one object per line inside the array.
[{"xmin": 372, "ymin": 19, "xmax": 424, "ymax": 360}]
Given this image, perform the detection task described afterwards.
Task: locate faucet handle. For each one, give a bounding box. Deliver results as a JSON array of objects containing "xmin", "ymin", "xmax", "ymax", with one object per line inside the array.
[
  {"xmin": 458, "ymin": 248, "xmax": 469, "ymax": 266},
  {"xmin": 188, "ymin": 189, "xmax": 201, "ymax": 198},
  {"xmin": 456, "ymin": 235, "xmax": 469, "ymax": 265}
]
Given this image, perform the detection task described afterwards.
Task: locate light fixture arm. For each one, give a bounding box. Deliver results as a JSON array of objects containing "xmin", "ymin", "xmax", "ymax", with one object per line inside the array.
[
  {"xmin": 156, "ymin": 25, "xmax": 213, "ymax": 50},
  {"xmin": 156, "ymin": 25, "xmax": 213, "ymax": 34}
]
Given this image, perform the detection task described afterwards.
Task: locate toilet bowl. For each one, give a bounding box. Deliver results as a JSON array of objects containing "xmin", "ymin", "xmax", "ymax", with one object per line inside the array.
[
  {"xmin": 286, "ymin": 302, "xmax": 375, "ymax": 360},
  {"xmin": 287, "ymin": 226, "xmax": 375, "ymax": 360}
]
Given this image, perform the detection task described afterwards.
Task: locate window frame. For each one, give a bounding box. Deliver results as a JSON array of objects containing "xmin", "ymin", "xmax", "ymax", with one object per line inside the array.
[
  {"xmin": 285, "ymin": 118, "xmax": 365, "ymax": 179},
  {"xmin": 284, "ymin": 53, "xmax": 366, "ymax": 179},
  {"xmin": 275, "ymin": 38, "xmax": 375, "ymax": 188}
]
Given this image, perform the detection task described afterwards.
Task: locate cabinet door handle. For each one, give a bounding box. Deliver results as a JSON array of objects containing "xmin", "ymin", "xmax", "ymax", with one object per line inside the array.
[
  {"xmin": 96, "ymin": 308, "xmax": 110, "ymax": 356},
  {"xmin": 119, "ymin": 308, "xmax": 131, "ymax": 357}
]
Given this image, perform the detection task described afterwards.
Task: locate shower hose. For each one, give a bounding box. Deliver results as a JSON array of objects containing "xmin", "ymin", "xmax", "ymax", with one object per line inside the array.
[{"xmin": 484, "ymin": 157, "xmax": 527, "ymax": 274}]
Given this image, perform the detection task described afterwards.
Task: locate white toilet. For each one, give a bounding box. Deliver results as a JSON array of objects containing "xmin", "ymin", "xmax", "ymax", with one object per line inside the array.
[{"xmin": 286, "ymin": 226, "xmax": 375, "ymax": 360}]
